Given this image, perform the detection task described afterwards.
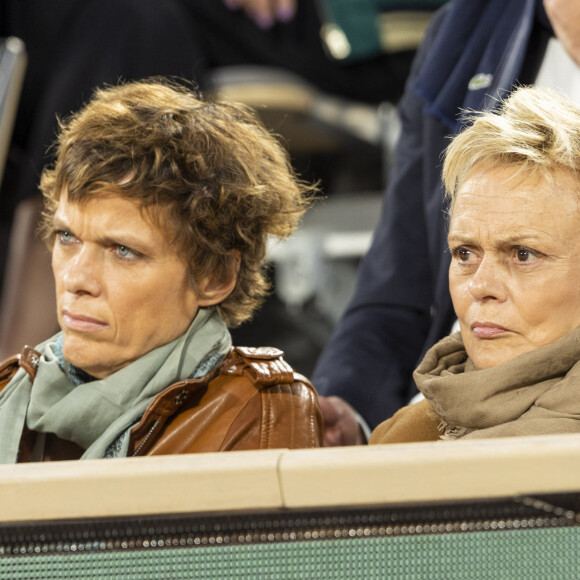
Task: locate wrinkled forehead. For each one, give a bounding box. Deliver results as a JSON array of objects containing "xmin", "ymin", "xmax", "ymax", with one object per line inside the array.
[
  {"xmin": 449, "ymin": 161, "xmax": 580, "ymax": 214},
  {"xmin": 449, "ymin": 164, "xmax": 580, "ymax": 239},
  {"xmin": 56, "ymin": 187, "xmax": 181, "ymax": 244}
]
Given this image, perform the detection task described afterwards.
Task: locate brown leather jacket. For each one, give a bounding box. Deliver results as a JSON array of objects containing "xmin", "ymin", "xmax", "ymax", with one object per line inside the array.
[{"xmin": 1, "ymin": 345, "xmax": 323, "ymax": 461}]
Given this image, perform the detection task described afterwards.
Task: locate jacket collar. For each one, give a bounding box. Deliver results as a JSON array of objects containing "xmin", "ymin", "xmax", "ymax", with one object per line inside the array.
[{"xmin": 413, "ymin": 0, "xmax": 537, "ymax": 132}]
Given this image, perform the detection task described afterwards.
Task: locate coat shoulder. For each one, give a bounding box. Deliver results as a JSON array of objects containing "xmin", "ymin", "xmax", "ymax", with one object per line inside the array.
[
  {"xmin": 130, "ymin": 346, "xmax": 323, "ymax": 455},
  {"xmin": 369, "ymin": 398, "xmax": 441, "ymax": 445}
]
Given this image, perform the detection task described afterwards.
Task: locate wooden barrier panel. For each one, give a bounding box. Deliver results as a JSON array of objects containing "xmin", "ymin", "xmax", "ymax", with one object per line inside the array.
[
  {"xmin": 1, "ymin": 434, "xmax": 580, "ymax": 523},
  {"xmin": 1, "ymin": 435, "xmax": 579, "ymax": 578}
]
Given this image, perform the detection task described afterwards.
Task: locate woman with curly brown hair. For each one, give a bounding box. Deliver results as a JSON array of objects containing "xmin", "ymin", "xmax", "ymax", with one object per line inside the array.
[{"xmin": 0, "ymin": 78, "xmax": 322, "ymax": 462}]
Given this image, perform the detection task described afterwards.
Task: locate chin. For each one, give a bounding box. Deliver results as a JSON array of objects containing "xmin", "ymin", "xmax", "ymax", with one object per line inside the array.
[
  {"xmin": 466, "ymin": 343, "xmax": 502, "ymax": 370},
  {"xmin": 470, "ymin": 347, "xmax": 525, "ymax": 370},
  {"xmin": 62, "ymin": 340, "xmax": 100, "ymax": 374},
  {"xmin": 63, "ymin": 353, "xmax": 97, "ymax": 375}
]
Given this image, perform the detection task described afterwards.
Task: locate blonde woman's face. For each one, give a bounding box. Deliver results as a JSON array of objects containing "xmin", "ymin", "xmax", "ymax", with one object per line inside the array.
[
  {"xmin": 51, "ymin": 192, "xmax": 205, "ymax": 379},
  {"xmin": 448, "ymin": 165, "xmax": 580, "ymax": 369}
]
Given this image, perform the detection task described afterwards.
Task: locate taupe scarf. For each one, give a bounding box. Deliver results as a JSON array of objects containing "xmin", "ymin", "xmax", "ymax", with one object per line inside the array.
[
  {"xmin": 413, "ymin": 328, "xmax": 580, "ymax": 439},
  {"xmin": 0, "ymin": 307, "xmax": 231, "ymax": 463}
]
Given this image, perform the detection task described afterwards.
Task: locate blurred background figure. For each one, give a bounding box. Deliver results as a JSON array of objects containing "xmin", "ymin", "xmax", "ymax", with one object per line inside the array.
[{"xmin": 0, "ymin": 0, "xmax": 426, "ymax": 222}]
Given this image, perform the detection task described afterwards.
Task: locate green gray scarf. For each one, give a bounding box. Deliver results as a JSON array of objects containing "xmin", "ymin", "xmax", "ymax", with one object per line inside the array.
[
  {"xmin": 0, "ymin": 307, "xmax": 231, "ymax": 463},
  {"xmin": 414, "ymin": 328, "xmax": 580, "ymax": 439}
]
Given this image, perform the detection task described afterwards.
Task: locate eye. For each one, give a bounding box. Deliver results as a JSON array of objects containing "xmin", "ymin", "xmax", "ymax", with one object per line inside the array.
[
  {"xmin": 55, "ymin": 230, "xmax": 76, "ymax": 245},
  {"xmin": 451, "ymin": 246, "xmax": 475, "ymax": 263},
  {"xmin": 513, "ymin": 246, "xmax": 540, "ymax": 263},
  {"xmin": 114, "ymin": 244, "xmax": 139, "ymax": 261}
]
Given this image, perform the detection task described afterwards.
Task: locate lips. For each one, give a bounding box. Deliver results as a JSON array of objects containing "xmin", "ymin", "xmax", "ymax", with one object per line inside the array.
[
  {"xmin": 470, "ymin": 321, "xmax": 509, "ymax": 339},
  {"xmin": 62, "ymin": 310, "xmax": 108, "ymax": 332}
]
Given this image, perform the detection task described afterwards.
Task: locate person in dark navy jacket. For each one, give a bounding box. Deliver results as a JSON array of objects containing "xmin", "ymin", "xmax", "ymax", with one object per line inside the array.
[{"xmin": 314, "ymin": 0, "xmax": 580, "ymax": 444}]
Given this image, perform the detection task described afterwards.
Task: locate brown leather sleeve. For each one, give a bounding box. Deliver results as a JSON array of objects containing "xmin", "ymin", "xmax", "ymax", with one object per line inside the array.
[
  {"xmin": 220, "ymin": 378, "xmax": 323, "ymax": 451},
  {"xmin": 130, "ymin": 349, "xmax": 323, "ymax": 456},
  {"xmin": 369, "ymin": 398, "xmax": 441, "ymax": 445},
  {"xmin": 0, "ymin": 355, "xmax": 21, "ymax": 393},
  {"xmin": 0, "ymin": 346, "xmax": 41, "ymax": 394}
]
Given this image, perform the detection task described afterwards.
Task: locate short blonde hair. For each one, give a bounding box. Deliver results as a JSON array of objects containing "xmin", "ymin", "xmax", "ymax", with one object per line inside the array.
[
  {"xmin": 443, "ymin": 85, "xmax": 580, "ymax": 207},
  {"xmin": 40, "ymin": 78, "xmax": 316, "ymax": 327}
]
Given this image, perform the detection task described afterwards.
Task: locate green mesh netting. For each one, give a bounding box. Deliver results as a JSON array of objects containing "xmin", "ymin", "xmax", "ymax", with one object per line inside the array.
[{"xmin": 1, "ymin": 526, "xmax": 579, "ymax": 580}]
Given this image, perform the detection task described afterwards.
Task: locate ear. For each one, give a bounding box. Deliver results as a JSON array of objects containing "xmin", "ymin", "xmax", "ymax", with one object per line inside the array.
[{"xmin": 197, "ymin": 250, "xmax": 240, "ymax": 307}]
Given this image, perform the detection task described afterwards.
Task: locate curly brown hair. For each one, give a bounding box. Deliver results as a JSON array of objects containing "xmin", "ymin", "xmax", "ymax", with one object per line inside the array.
[{"xmin": 40, "ymin": 78, "xmax": 316, "ymax": 327}]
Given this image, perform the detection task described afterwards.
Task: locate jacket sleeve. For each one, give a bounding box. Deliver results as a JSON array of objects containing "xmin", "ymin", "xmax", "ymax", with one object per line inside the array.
[
  {"xmin": 0, "ymin": 355, "xmax": 20, "ymax": 392},
  {"xmin": 312, "ymin": 7, "xmax": 450, "ymax": 429},
  {"xmin": 133, "ymin": 348, "xmax": 323, "ymax": 456},
  {"xmin": 220, "ymin": 376, "xmax": 323, "ymax": 451}
]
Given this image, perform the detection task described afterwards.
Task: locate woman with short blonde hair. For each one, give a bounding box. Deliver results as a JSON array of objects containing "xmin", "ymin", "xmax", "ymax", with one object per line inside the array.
[{"xmin": 371, "ymin": 85, "xmax": 580, "ymax": 443}]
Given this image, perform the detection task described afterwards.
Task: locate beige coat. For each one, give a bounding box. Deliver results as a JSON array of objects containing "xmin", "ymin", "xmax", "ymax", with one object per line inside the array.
[{"xmin": 371, "ymin": 329, "xmax": 580, "ymax": 445}]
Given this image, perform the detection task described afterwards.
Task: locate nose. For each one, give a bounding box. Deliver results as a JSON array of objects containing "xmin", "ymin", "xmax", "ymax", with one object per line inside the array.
[
  {"xmin": 58, "ymin": 245, "xmax": 102, "ymax": 297},
  {"xmin": 468, "ymin": 255, "xmax": 507, "ymax": 302}
]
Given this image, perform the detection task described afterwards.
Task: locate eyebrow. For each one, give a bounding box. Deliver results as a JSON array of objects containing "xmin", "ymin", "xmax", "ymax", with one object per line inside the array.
[
  {"xmin": 53, "ymin": 212, "xmax": 154, "ymax": 253},
  {"xmin": 447, "ymin": 229, "xmax": 547, "ymax": 244},
  {"xmin": 52, "ymin": 212, "xmax": 68, "ymax": 229}
]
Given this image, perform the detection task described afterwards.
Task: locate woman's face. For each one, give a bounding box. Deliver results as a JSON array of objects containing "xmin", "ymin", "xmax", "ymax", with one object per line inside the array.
[
  {"xmin": 448, "ymin": 165, "xmax": 580, "ymax": 369},
  {"xmin": 52, "ymin": 193, "xmax": 206, "ymax": 379}
]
